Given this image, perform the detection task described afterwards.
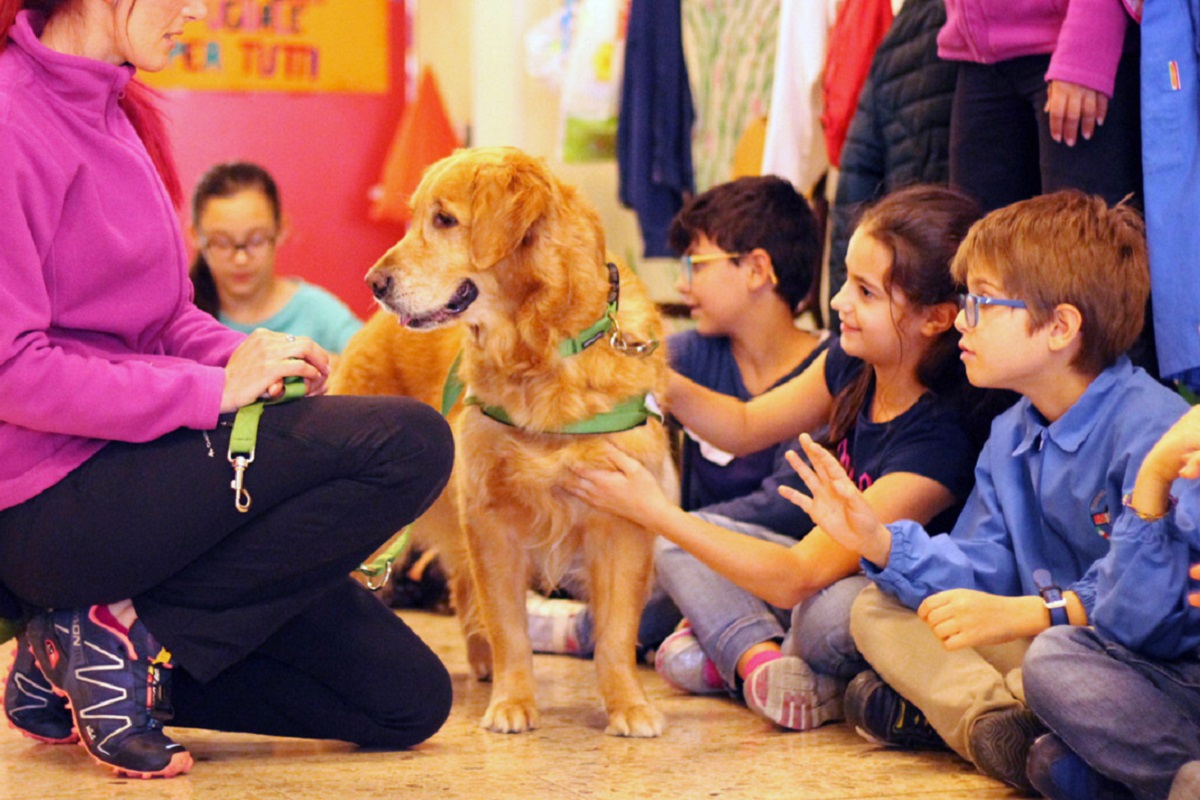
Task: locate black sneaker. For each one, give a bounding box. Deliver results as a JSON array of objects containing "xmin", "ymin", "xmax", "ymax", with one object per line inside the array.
[
  {"xmin": 4, "ymin": 630, "xmax": 77, "ymax": 744},
  {"xmin": 26, "ymin": 606, "xmax": 192, "ymax": 778},
  {"xmin": 844, "ymin": 669, "xmax": 945, "ymax": 749},
  {"xmin": 968, "ymin": 707, "xmax": 1046, "ymax": 794}
]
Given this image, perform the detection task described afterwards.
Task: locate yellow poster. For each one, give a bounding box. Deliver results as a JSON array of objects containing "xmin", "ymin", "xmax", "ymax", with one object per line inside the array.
[{"xmin": 141, "ymin": 0, "xmax": 390, "ymax": 94}]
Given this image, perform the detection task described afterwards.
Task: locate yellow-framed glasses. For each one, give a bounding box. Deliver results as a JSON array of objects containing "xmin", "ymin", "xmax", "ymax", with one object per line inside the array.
[{"xmin": 680, "ymin": 251, "xmax": 743, "ymax": 287}]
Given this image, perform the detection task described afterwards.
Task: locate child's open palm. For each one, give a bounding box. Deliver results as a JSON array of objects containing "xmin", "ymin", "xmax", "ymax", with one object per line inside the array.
[{"xmin": 780, "ymin": 434, "xmax": 893, "ymax": 566}]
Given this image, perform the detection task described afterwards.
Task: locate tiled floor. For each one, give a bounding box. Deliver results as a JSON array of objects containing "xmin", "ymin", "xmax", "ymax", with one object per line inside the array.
[{"xmin": 0, "ymin": 610, "xmax": 1022, "ymax": 800}]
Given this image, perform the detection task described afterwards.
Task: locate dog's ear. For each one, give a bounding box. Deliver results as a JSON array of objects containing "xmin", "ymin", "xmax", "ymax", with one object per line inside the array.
[{"xmin": 469, "ymin": 156, "xmax": 553, "ymax": 268}]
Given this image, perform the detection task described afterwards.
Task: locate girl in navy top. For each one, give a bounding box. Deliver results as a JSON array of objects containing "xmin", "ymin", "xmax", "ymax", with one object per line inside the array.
[{"xmin": 567, "ymin": 185, "xmax": 996, "ymax": 731}]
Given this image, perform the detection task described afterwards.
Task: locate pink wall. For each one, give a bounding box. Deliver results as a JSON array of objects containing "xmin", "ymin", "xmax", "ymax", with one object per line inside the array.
[{"xmin": 165, "ymin": 3, "xmax": 408, "ymax": 320}]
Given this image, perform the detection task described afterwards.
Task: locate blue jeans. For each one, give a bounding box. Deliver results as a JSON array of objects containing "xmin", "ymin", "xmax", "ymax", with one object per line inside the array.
[
  {"xmin": 1024, "ymin": 626, "xmax": 1200, "ymax": 800},
  {"xmin": 655, "ymin": 511, "xmax": 868, "ymax": 689}
]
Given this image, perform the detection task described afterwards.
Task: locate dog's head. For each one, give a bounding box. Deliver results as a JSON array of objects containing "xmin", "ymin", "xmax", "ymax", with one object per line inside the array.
[{"xmin": 366, "ymin": 147, "xmax": 563, "ymax": 330}]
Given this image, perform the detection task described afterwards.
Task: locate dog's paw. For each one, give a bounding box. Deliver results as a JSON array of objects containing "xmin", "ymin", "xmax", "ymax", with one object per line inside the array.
[
  {"xmin": 481, "ymin": 697, "xmax": 539, "ymax": 733},
  {"xmin": 605, "ymin": 703, "xmax": 665, "ymax": 738}
]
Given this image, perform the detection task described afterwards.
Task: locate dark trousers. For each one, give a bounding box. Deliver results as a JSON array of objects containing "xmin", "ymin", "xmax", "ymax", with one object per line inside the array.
[
  {"xmin": 948, "ymin": 41, "xmax": 1143, "ymax": 213},
  {"xmin": 0, "ymin": 395, "xmax": 454, "ymax": 747}
]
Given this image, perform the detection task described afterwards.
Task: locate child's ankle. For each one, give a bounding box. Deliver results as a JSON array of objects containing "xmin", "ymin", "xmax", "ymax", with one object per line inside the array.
[{"xmin": 737, "ymin": 642, "xmax": 783, "ymax": 680}]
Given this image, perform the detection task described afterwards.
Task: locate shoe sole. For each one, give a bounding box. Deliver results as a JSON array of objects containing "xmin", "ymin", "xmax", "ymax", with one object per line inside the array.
[
  {"xmin": 970, "ymin": 709, "xmax": 1044, "ymax": 793},
  {"xmin": 744, "ymin": 658, "xmax": 843, "ymax": 732}
]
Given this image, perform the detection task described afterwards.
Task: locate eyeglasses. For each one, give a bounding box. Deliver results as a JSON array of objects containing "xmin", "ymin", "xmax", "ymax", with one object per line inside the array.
[
  {"xmin": 199, "ymin": 230, "xmax": 277, "ymax": 260},
  {"xmin": 679, "ymin": 251, "xmax": 743, "ymax": 287},
  {"xmin": 958, "ymin": 292, "xmax": 1028, "ymax": 328}
]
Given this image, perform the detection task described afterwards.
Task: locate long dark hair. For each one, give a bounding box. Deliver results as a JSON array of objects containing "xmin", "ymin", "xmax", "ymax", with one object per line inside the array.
[
  {"xmin": 189, "ymin": 161, "xmax": 282, "ymax": 316},
  {"xmin": 2, "ymin": 1, "xmax": 184, "ymax": 207},
  {"xmin": 826, "ymin": 185, "xmax": 988, "ymax": 446}
]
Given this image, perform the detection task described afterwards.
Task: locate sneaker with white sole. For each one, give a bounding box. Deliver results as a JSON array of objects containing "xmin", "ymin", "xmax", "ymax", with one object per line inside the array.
[
  {"xmin": 654, "ymin": 626, "xmax": 725, "ymax": 695},
  {"xmin": 526, "ymin": 591, "xmax": 590, "ymax": 656},
  {"xmin": 27, "ymin": 606, "xmax": 193, "ymax": 779},
  {"xmin": 742, "ymin": 655, "xmax": 844, "ymax": 731},
  {"xmin": 4, "ymin": 630, "xmax": 77, "ymax": 744}
]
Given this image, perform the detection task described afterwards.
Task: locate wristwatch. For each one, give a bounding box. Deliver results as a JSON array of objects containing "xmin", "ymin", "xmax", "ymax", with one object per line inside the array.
[{"xmin": 1032, "ymin": 568, "xmax": 1069, "ymax": 626}]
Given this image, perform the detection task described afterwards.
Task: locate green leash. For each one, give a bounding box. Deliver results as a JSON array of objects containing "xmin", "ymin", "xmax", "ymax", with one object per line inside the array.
[{"xmin": 227, "ymin": 377, "xmax": 308, "ymax": 513}]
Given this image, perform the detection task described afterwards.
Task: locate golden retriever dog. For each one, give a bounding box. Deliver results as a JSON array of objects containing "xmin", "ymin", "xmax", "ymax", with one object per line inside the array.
[{"xmin": 332, "ymin": 147, "xmax": 672, "ymax": 737}]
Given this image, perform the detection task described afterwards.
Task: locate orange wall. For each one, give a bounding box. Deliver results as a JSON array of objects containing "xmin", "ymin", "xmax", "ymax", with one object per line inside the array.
[{"xmin": 165, "ymin": 2, "xmax": 408, "ymax": 320}]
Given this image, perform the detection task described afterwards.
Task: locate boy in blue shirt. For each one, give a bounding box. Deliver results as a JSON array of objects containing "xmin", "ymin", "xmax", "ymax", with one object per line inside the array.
[
  {"xmin": 780, "ymin": 191, "xmax": 1188, "ymax": 792},
  {"xmin": 1023, "ymin": 405, "xmax": 1200, "ymax": 800}
]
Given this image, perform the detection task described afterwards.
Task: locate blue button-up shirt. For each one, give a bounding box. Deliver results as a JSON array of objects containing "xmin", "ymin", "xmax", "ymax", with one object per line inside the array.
[{"xmin": 866, "ymin": 358, "xmax": 1188, "ymax": 615}]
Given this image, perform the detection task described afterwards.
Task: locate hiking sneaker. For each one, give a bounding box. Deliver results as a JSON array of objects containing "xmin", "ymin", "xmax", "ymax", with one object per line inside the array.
[
  {"xmin": 526, "ymin": 591, "xmax": 590, "ymax": 656},
  {"xmin": 844, "ymin": 669, "xmax": 945, "ymax": 749},
  {"xmin": 654, "ymin": 626, "xmax": 725, "ymax": 695},
  {"xmin": 968, "ymin": 706, "xmax": 1046, "ymax": 793},
  {"xmin": 1026, "ymin": 733, "xmax": 1132, "ymax": 800},
  {"xmin": 742, "ymin": 655, "xmax": 843, "ymax": 731},
  {"xmin": 26, "ymin": 606, "xmax": 193, "ymax": 779},
  {"xmin": 4, "ymin": 631, "xmax": 77, "ymax": 744}
]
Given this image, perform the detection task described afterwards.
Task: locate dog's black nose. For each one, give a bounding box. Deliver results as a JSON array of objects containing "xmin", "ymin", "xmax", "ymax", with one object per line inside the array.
[{"xmin": 368, "ymin": 272, "xmax": 393, "ymax": 300}]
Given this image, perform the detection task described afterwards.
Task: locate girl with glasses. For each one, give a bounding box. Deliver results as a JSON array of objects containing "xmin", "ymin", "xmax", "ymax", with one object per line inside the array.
[{"xmin": 190, "ymin": 161, "xmax": 363, "ymax": 355}]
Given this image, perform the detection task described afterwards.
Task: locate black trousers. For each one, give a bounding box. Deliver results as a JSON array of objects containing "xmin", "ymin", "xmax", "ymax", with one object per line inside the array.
[
  {"xmin": 0, "ymin": 395, "xmax": 454, "ymax": 747},
  {"xmin": 948, "ymin": 38, "xmax": 1143, "ymax": 213}
]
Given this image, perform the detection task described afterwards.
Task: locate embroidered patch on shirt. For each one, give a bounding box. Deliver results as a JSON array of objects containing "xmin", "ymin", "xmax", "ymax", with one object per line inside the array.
[{"xmin": 1090, "ymin": 490, "xmax": 1113, "ymax": 539}]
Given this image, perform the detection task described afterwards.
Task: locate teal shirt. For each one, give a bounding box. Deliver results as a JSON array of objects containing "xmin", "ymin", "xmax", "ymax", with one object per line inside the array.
[{"xmin": 219, "ymin": 280, "xmax": 363, "ymax": 354}]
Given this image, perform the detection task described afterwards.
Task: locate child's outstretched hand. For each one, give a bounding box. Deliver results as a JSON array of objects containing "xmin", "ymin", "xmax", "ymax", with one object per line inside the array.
[
  {"xmin": 779, "ymin": 434, "xmax": 893, "ymax": 567},
  {"xmin": 565, "ymin": 442, "xmax": 671, "ymax": 524}
]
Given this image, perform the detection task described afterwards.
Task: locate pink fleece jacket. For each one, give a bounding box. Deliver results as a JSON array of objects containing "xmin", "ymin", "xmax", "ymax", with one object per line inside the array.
[
  {"xmin": 0, "ymin": 12, "xmax": 245, "ymax": 511},
  {"xmin": 938, "ymin": 0, "xmax": 1132, "ymax": 97}
]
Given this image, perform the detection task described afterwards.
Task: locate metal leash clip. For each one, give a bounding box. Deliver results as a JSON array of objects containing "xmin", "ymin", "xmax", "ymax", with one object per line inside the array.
[
  {"xmin": 228, "ymin": 450, "xmax": 254, "ymax": 513},
  {"xmin": 607, "ymin": 313, "xmax": 660, "ymax": 358}
]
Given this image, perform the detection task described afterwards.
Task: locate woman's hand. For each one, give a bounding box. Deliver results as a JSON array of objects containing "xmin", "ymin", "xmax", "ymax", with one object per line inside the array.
[
  {"xmin": 564, "ymin": 442, "xmax": 672, "ymax": 523},
  {"xmin": 220, "ymin": 330, "xmax": 331, "ymax": 413},
  {"xmin": 778, "ymin": 433, "xmax": 893, "ymax": 566},
  {"xmin": 1045, "ymin": 80, "xmax": 1109, "ymax": 147}
]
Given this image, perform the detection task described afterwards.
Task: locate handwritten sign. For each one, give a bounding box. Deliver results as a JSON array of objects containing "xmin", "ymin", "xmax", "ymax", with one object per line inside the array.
[{"xmin": 141, "ymin": 0, "xmax": 390, "ymax": 94}]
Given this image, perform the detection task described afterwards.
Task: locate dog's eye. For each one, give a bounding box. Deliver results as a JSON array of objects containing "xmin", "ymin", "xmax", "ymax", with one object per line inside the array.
[{"xmin": 432, "ymin": 211, "xmax": 458, "ymax": 229}]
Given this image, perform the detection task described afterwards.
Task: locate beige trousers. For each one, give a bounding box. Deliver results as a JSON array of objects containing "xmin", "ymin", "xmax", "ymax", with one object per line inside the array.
[{"xmin": 849, "ymin": 584, "xmax": 1031, "ymax": 762}]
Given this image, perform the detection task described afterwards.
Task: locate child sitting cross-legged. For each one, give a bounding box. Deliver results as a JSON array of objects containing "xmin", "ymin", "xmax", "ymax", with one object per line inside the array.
[
  {"xmin": 782, "ymin": 191, "xmax": 1188, "ymax": 791},
  {"xmin": 1021, "ymin": 404, "xmax": 1200, "ymax": 800},
  {"xmin": 566, "ymin": 185, "xmax": 994, "ymax": 731}
]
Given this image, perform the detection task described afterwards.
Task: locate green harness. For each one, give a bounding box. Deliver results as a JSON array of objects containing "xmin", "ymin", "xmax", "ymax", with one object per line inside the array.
[{"xmin": 440, "ymin": 262, "xmax": 662, "ymax": 433}]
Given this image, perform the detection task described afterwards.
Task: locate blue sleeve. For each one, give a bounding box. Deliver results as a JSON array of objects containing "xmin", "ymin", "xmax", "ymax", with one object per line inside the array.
[
  {"xmin": 865, "ymin": 441, "xmax": 1020, "ymax": 608},
  {"xmin": 667, "ymin": 329, "xmax": 699, "ymax": 376},
  {"xmin": 1093, "ymin": 480, "xmax": 1200, "ymax": 659}
]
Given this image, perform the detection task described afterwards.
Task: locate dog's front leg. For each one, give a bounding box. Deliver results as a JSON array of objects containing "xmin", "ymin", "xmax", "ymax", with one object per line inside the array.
[
  {"xmin": 464, "ymin": 518, "xmax": 539, "ymax": 733},
  {"xmin": 586, "ymin": 517, "xmax": 665, "ymax": 737}
]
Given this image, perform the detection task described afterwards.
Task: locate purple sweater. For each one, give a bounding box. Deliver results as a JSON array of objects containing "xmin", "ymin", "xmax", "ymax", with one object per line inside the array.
[
  {"xmin": 938, "ymin": 0, "xmax": 1131, "ymax": 97},
  {"xmin": 0, "ymin": 12, "xmax": 245, "ymax": 511}
]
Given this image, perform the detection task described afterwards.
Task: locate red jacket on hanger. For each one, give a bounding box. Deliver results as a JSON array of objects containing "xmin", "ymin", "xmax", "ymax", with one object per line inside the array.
[{"xmin": 820, "ymin": 0, "xmax": 894, "ymax": 168}]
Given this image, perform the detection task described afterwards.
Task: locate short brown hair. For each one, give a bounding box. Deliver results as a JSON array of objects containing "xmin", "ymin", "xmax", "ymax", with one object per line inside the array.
[
  {"xmin": 950, "ymin": 191, "xmax": 1148, "ymax": 376},
  {"xmin": 668, "ymin": 175, "xmax": 820, "ymax": 312}
]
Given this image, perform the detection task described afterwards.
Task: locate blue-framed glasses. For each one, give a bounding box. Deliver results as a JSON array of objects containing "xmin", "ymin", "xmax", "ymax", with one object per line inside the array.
[
  {"xmin": 680, "ymin": 251, "xmax": 743, "ymax": 287},
  {"xmin": 958, "ymin": 292, "xmax": 1028, "ymax": 328}
]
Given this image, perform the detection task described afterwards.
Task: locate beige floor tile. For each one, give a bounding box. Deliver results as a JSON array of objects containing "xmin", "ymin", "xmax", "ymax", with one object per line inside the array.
[{"xmin": 0, "ymin": 610, "xmax": 1024, "ymax": 799}]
